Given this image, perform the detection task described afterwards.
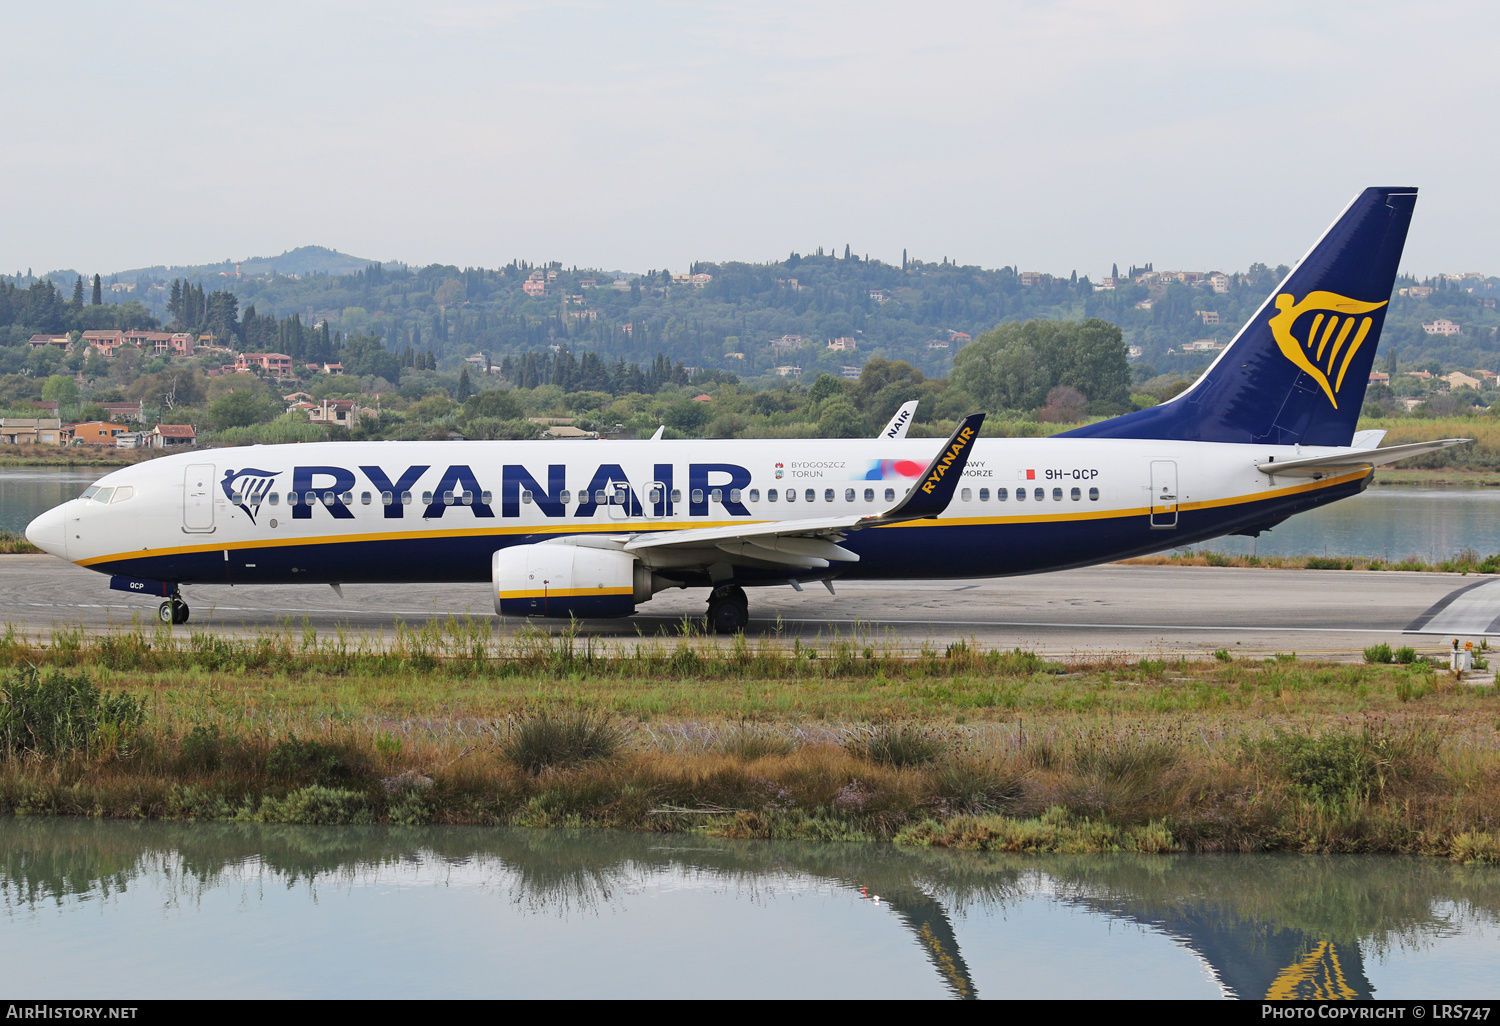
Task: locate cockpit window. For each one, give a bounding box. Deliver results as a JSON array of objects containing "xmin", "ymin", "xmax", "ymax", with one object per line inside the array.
[
  {"xmin": 111, "ymin": 486, "xmax": 134, "ymax": 503},
  {"xmin": 92, "ymin": 487, "xmax": 115, "ymax": 503},
  {"xmin": 80, "ymin": 485, "xmax": 99, "ymax": 500}
]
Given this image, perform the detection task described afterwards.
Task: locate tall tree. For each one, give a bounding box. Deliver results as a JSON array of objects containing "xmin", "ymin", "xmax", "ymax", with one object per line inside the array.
[
  {"xmin": 71, "ymin": 276, "xmax": 84, "ymax": 309},
  {"xmin": 91, "ymin": 274, "xmax": 102, "ymax": 306}
]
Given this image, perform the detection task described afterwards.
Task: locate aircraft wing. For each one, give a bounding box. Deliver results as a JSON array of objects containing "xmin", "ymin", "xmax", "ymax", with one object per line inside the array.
[
  {"xmin": 877, "ymin": 400, "xmax": 919, "ymax": 439},
  {"xmin": 1256, "ymin": 437, "xmax": 1468, "ymax": 477},
  {"xmin": 624, "ymin": 413, "xmax": 985, "ymax": 569}
]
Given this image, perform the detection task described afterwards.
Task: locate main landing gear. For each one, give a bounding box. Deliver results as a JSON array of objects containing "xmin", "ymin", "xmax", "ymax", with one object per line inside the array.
[
  {"xmin": 158, "ymin": 592, "xmax": 190, "ymax": 626},
  {"xmin": 706, "ymin": 585, "xmax": 749, "ymax": 635}
]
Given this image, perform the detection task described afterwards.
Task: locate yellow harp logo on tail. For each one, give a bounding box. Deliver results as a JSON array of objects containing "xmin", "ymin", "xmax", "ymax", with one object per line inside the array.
[{"xmin": 1267, "ymin": 291, "xmax": 1389, "ymax": 408}]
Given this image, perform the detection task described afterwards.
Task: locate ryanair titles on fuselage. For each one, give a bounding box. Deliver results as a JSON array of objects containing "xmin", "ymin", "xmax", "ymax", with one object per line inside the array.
[{"xmin": 226, "ymin": 461, "xmax": 759, "ymax": 522}]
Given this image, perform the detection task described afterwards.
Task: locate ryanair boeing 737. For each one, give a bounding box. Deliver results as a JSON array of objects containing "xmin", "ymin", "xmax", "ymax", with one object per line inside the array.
[{"xmin": 24, "ymin": 187, "xmax": 1466, "ymax": 632}]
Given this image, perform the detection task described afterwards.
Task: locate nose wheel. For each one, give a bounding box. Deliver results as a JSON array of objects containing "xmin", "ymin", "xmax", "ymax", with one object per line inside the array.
[
  {"xmin": 158, "ymin": 596, "xmax": 190, "ymax": 625},
  {"xmin": 706, "ymin": 585, "xmax": 749, "ymax": 635}
]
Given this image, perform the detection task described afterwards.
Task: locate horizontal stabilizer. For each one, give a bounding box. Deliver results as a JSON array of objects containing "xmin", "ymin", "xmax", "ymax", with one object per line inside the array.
[{"xmin": 1257, "ymin": 438, "xmax": 1468, "ymax": 476}]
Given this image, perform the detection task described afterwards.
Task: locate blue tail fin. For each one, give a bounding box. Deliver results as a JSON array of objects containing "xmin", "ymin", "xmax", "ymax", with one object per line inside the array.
[{"xmin": 1061, "ymin": 187, "xmax": 1417, "ymax": 446}]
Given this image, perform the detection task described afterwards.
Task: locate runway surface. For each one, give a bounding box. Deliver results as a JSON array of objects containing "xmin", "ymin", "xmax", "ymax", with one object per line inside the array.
[{"xmin": 0, "ymin": 555, "xmax": 1492, "ymax": 660}]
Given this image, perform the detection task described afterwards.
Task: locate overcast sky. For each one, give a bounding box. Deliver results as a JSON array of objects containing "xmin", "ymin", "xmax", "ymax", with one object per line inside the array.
[{"xmin": 3, "ymin": 1, "xmax": 1496, "ymax": 279}]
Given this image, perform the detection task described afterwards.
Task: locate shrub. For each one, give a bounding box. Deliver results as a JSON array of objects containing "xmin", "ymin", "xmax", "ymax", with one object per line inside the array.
[
  {"xmin": 1248, "ymin": 727, "xmax": 1434, "ymax": 807},
  {"xmin": 266, "ymin": 735, "xmax": 353, "ymax": 784},
  {"xmin": 253, "ymin": 785, "xmax": 373, "ymax": 825},
  {"xmin": 179, "ymin": 725, "xmax": 224, "ymax": 771},
  {"xmin": 1305, "ymin": 557, "xmax": 1351, "ymax": 570},
  {"xmin": 1364, "ymin": 643, "xmax": 1394, "ymax": 664},
  {"xmin": 845, "ymin": 724, "xmax": 947, "ymax": 767},
  {"xmin": 499, "ymin": 710, "xmax": 625, "ymax": 774},
  {"xmin": 1213, "ymin": 649, "xmax": 1232, "ymax": 662},
  {"xmin": 1394, "ymin": 646, "xmax": 1418, "ymax": 664},
  {"xmin": 929, "ymin": 759, "xmax": 1025, "ymax": 815},
  {"xmin": 0, "ymin": 667, "xmax": 144, "ymax": 758}
]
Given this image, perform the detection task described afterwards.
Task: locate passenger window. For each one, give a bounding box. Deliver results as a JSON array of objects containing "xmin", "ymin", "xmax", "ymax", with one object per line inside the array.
[
  {"xmin": 93, "ymin": 487, "xmax": 115, "ymax": 503},
  {"xmin": 521, "ymin": 490, "xmax": 533, "ymax": 504},
  {"xmin": 1089, "ymin": 487, "xmax": 1099, "ymax": 501},
  {"xmin": 820, "ymin": 489, "xmax": 830, "ymax": 502},
  {"xmin": 462, "ymin": 491, "xmax": 474, "ymax": 506},
  {"xmin": 844, "ymin": 488, "xmax": 855, "ymax": 502},
  {"xmin": 730, "ymin": 488, "xmax": 742, "ymax": 503},
  {"xmin": 401, "ymin": 491, "xmax": 412, "ymax": 505},
  {"xmin": 381, "ymin": 491, "xmax": 393, "ymax": 506},
  {"xmin": 559, "ymin": 490, "xmax": 571, "ymax": 505},
  {"xmin": 442, "ymin": 490, "xmax": 455, "ymax": 505},
  {"xmin": 768, "ymin": 489, "xmax": 778, "ymax": 501},
  {"xmin": 806, "ymin": 489, "xmax": 816, "ymax": 502},
  {"xmin": 960, "ymin": 488, "xmax": 972, "ymax": 501},
  {"xmin": 748, "ymin": 489, "xmax": 760, "ymax": 502},
  {"xmin": 692, "ymin": 489, "xmax": 704, "ymax": 503},
  {"xmin": 710, "ymin": 488, "xmax": 722, "ymax": 503},
  {"xmin": 864, "ymin": 488, "xmax": 874, "ymax": 502},
  {"xmin": 647, "ymin": 488, "xmax": 661, "ymax": 504},
  {"xmin": 268, "ymin": 492, "xmax": 279, "ymax": 506},
  {"xmin": 671, "ymin": 489, "xmax": 682, "ymax": 504},
  {"xmin": 421, "ymin": 491, "xmax": 432, "ymax": 505},
  {"xmin": 1052, "ymin": 488, "xmax": 1062, "ymax": 501},
  {"xmin": 230, "ymin": 490, "xmax": 244, "ymax": 504},
  {"xmin": 979, "ymin": 488, "xmax": 989, "ymax": 501},
  {"xmin": 288, "ymin": 492, "xmax": 300, "ymax": 506},
  {"xmin": 342, "ymin": 492, "xmax": 353, "ymax": 505},
  {"xmin": 1034, "ymin": 488, "xmax": 1044, "ymax": 501},
  {"xmin": 884, "ymin": 488, "xmax": 895, "ymax": 502},
  {"xmin": 361, "ymin": 491, "xmax": 372, "ymax": 505},
  {"xmin": 786, "ymin": 489, "xmax": 797, "ymax": 503},
  {"xmin": 320, "ymin": 491, "xmax": 332, "ymax": 505},
  {"xmin": 594, "ymin": 489, "xmax": 607, "ymax": 504},
  {"xmin": 1016, "ymin": 488, "xmax": 1026, "ymax": 502},
  {"xmin": 997, "ymin": 488, "xmax": 1008, "ymax": 501},
  {"xmin": 481, "ymin": 491, "xmax": 493, "ymax": 505},
  {"xmin": 1071, "ymin": 487, "xmax": 1080, "ymax": 501}
]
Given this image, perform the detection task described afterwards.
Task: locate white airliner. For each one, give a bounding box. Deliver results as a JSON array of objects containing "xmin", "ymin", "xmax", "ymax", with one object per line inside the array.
[{"xmin": 25, "ymin": 187, "xmax": 1465, "ymax": 632}]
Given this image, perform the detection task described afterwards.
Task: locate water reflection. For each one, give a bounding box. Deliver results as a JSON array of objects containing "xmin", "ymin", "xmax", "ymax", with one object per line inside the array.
[{"xmin": 2, "ymin": 819, "xmax": 1497, "ymax": 999}]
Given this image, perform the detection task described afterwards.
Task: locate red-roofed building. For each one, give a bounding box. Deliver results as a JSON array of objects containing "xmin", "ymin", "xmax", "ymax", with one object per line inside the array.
[
  {"xmin": 235, "ymin": 353, "xmax": 294, "ymax": 376},
  {"xmin": 72, "ymin": 421, "xmax": 129, "ymax": 445},
  {"xmin": 150, "ymin": 424, "xmax": 197, "ymax": 448},
  {"xmin": 81, "ymin": 330, "xmax": 125, "ymax": 355},
  {"xmin": 100, "ymin": 401, "xmax": 145, "ymax": 423}
]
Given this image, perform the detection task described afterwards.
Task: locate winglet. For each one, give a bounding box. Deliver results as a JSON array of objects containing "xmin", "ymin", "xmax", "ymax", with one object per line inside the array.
[
  {"xmin": 872, "ymin": 413, "xmax": 985, "ymax": 522},
  {"xmin": 877, "ymin": 400, "xmax": 919, "ymax": 440}
]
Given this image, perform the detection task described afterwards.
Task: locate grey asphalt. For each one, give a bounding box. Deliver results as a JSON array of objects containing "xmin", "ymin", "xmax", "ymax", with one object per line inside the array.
[{"xmin": 0, "ymin": 555, "xmax": 1485, "ymax": 661}]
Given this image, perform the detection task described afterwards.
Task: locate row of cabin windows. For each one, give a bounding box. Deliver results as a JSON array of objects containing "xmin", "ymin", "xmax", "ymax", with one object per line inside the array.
[
  {"xmin": 960, "ymin": 486, "xmax": 1101, "ymax": 502},
  {"xmin": 228, "ymin": 484, "xmax": 1104, "ymax": 508}
]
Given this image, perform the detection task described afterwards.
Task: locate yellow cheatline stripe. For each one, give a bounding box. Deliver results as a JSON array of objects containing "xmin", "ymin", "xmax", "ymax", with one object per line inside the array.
[
  {"xmin": 496, "ymin": 587, "xmax": 633, "ymax": 599},
  {"xmin": 76, "ymin": 469, "xmax": 1370, "ymax": 567}
]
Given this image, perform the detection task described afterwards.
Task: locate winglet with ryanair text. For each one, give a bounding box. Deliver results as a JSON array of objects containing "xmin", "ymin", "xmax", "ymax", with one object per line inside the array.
[{"xmin": 869, "ymin": 413, "xmax": 985, "ymax": 523}]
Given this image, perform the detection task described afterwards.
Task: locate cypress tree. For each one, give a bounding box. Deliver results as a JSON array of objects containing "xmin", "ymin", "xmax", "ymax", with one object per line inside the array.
[{"xmin": 91, "ymin": 274, "xmax": 102, "ymax": 305}]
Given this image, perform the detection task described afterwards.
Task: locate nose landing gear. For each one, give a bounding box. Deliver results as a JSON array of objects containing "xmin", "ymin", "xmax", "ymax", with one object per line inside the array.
[
  {"xmin": 157, "ymin": 592, "xmax": 190, "ymax": 625},
  {"xmin": 706, "ymin": 585, "xmax": 749, "ymax": 635}
]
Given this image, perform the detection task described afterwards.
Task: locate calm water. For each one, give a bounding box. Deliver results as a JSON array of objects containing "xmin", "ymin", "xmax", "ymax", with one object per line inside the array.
[
  {"xmin": 0, "ymin": 467, "xmax": 103, "ymax": 536},
  {"xmin": 1, "ymin": 819, "xmax": 1496, "ymax": 999},
  {"xmin": 2, "ymin": 468, "xmax": 1500, "ymax": 561}
]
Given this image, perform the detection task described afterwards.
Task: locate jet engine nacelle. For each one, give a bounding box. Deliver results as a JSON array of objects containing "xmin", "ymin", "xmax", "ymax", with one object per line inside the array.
[{"xmin": 493, "ymin": 542, "xmax": 655, "ymax": 618}]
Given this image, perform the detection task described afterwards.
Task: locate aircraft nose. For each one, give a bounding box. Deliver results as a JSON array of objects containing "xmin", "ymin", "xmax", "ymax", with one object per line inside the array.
[{"xmin": 25, "ymin": 504, "xmax": 68, "ymax": 559}]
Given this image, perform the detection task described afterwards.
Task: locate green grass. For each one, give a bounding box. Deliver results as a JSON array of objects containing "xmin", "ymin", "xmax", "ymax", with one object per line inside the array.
[{"xmin": 0, "ymin": 624, "xmax": 1496, "ymax": 858}]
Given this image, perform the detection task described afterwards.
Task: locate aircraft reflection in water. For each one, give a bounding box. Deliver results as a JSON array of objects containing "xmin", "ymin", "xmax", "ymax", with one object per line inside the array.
[{"xmin": 6, "ymin": 820, "xmax": 1499, "ymax": 1000}]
